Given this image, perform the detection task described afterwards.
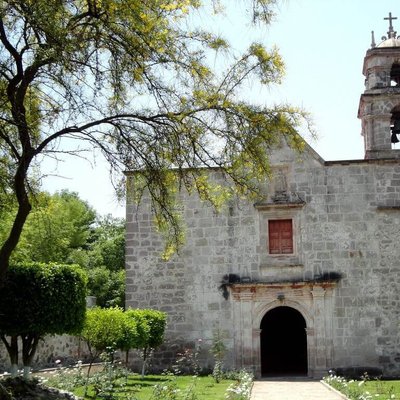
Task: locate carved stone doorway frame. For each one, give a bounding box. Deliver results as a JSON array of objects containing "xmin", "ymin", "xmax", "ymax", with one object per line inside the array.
[{"xmin": 229, "ymin": 281, "xmax": 337, "ymax": 378}]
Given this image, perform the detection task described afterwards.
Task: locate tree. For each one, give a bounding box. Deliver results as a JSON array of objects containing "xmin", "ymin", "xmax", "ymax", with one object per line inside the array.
[
  {"xmin": 0, "ymin": 190, "xmax": 96, "ymax": 263},
  {"xmin": 126, "ymin": 309, "xmax": 167, "ymax": 377},
  {"xmin": 0, "ymin": 262, "xmax": 87, "ymax": 377},
  {"xmin": 80, "ymin": 306, "xmax": 138, "ymax": 387},
  {"xmin": 70, "ymin": 214, "xmax": 126, "ymax": 307},
  {"xmin": 80, "ymin": 307, "xmax": 126, "ymax": 395},
  {"xmin": 86, "ymin": 267, "xmax": 125, "ymax": 308},
  {"xmin": 0, "ymin": 0, "xmax": 311, "ymax": 280},
  {"xmin": 81, "ymin": 307, "xmax": 126, "ymax": 360},
  {"xmin": 87, "ymin": 215, "xmax": 125, "ymax": 273},
  {"xmin": 1, "ymin": 192, "xmax": 126, "ymax": 306}
]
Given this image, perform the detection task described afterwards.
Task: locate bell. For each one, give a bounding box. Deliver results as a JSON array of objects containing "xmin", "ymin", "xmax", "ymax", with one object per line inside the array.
[{"xmin": 391, "ymin": 132, "xmax": 400, "ymax": 143}]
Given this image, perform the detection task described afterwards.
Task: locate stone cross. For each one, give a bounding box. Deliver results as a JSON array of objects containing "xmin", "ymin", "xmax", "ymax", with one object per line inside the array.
[{"xmin": 384, "ymin": 12, "xmax": 397, "ymax": 38}]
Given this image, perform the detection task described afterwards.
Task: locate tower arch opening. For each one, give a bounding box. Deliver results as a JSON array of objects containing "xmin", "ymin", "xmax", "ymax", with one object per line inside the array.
[
  {"xmin": 390, "ymin": 105, "xmax": 400, "ymax": 144},
  {"xmin": 260, "ymin": 306, "xmax": 307, "ymax": 376},
  {"xmin": 390, "ymin": 63, "xmax": 400, "ymax": 86}
]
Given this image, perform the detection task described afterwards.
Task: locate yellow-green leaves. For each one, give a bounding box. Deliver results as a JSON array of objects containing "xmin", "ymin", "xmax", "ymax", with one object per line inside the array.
[
  {"xmin": 160, "ymin": 0, "xmax": 201, "ymax": 13},
  {"xmin": 249, "ymin": 43, "xmax": 285, "ymax": 84}
]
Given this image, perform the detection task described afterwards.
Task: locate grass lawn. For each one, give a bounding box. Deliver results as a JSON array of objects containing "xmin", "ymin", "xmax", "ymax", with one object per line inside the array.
[
  {"xmin": 327, "ymin": 378, "xmax": 400, "ymax": 399},
  {"xmin": 73, "ymin": 374, "xmax": 237, "ymax": 399}
]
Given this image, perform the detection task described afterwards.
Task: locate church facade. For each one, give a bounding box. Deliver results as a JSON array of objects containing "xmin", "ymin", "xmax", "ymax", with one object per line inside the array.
[{"xmin": 125, "ymin": 17, "xmax": 400, "ymax": 378}]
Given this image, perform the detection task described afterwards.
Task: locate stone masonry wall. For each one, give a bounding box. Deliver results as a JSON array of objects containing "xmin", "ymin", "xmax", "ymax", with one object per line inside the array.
[
  {"xmin": 0, "ymin": 335, "xmax": 90, "ymax": 373},
  {"xmin": 125, "ymin": 145, "xmax": 400, "ymax": 376}
]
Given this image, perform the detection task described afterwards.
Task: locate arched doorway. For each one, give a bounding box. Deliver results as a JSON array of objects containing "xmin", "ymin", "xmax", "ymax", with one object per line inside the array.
[{"xmin": 260, "ymin": 306, "xmax": 307, "ymax": 376}]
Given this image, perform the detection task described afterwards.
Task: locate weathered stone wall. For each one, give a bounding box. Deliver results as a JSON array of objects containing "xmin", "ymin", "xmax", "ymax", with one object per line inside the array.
[
  {"xmin": 125, "ymin": 144, "xmax": 400, "ymax": 377},
  {"xmin": 0, "ymin": 335, "xmax": 90, "ymax": 372}
]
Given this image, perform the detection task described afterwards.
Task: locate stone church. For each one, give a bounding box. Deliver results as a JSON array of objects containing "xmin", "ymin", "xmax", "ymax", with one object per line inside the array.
[{"xmin": 125, "ymin": 15, "xmax": 400, "ymax": 378}]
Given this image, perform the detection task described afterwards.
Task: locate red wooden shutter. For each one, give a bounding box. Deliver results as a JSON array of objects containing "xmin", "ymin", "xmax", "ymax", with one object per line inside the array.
[{"xmin": 268, "ymin": 219, "xmax": 293, "ymax": 254}]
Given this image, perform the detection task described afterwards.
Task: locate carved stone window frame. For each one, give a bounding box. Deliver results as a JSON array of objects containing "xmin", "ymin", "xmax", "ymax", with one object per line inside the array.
[{"xmin": 255, "ymin": 203, "xmax": 305, "ymax": 268}]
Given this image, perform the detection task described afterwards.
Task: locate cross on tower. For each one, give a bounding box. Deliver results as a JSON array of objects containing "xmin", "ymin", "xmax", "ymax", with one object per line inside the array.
[{"xmin": 384, "ymin": 12, "xmax": 398, "ymax": 37}]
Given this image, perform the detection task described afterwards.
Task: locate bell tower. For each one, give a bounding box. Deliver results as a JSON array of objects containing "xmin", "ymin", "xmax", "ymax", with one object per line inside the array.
[{"xmin": 358, "ymin": 12, "xmax": 400, "ymax": 159}]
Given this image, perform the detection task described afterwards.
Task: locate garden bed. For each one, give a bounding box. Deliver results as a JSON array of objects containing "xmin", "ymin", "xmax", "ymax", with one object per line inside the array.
[{"xmin": 324, "ymin": 375, "xmax": 400, "ymax": 399}]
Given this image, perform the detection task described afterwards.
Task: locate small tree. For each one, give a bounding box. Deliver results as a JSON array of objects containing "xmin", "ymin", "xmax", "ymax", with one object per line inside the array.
[
  {"xmin": 126, "ymin": 309, "xmax": 167, "ymax": 377},
  {"xmin": 81, "ymin": 307, "xmax": 126, "ymax": 362},
  {"xmin": 81, "ymin": 307, "xmax": 137, "ymax": 397},
  {"xmin": 0, "ymin": 262, "xmax": 87, "ymax": 377},
  {"xmin": 116, "ymin": 315, "xmax": 140, "ymax": 368},
  {"xmin": 123, "ymin": 309, "xmax": 150, "ymax": 368}
]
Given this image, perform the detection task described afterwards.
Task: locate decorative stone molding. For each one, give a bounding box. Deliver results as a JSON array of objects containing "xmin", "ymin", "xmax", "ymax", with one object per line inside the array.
[{"xmin": 229, "ymin": 280, "xmax": 338, "ymax": 378}]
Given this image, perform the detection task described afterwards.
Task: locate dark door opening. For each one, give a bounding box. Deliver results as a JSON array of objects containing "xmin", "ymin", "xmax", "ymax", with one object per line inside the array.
[{"xmin": 260, "ymin": 306, "xmax": 307, "ymax": 376}]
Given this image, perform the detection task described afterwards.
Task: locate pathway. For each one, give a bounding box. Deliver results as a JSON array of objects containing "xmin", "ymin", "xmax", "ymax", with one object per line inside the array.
[{"xmin": 250, "ymin": 378, "xmax": 347, "ymax": 400}]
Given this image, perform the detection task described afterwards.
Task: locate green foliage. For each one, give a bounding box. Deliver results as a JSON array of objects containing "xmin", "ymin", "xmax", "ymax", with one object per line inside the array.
[
  {"xmin": 81, "ymin": 307, "xmax": 127, "ymax": 356},
  {"xmin": 70, "ymin": 214, "xmax": 126, "ymax": 307},
  {"xmin": 210, "ymin": 330, "xmax": 226, "ymax": 383},
  {"xmin": 41, "ymin": 361, "xmax": 87, "ymax": 393},
  {"xmin": 210, "ymin": 330, "xmax": 226, "ymax": 363},
  {"xmin": 41, "ymin": 358, "xmax": 132, "ymax": 400},
  {"xmin": 124, "ymin": 309, "xmax": 166, "ymax": 377},
  {"xmin": 66, "ymin": 373, "xmax": 235, "ymax": 400},
  {"xmin": 86, "ymin": 267, "xmax": 125, "ymax": 308},
  {"xmin": 81, "ymin": 308, "xmax": 166, "ymax": 380},
  {"xmin": 88, "ymin": 215, "xmax": 125, "ymax": 272},
  {"xmin": 151, "ymin": 372, "xmax": 199, "ymax": 400},
  {"xmin": 323, "ymin": 374, "xmax": 400, "ymax": 400},
  {"xmin": 0, "ymin": 262, "xmax": 87, "ymax": 373},
  {"xmin": 0, "ymin": 262, "xmax": 87, "ymax": 336},
  {"xmin": 0, "ymin": 191, "xmax": 126, "ymax": 307},
  {"xmin": 1, "ymin": 190, "xmax": 96, "ymax": 264},
  {"xmin": 125, "ymin": 309, "xmax": 167, "ymax": 350},
  {"xmin": 225, "ymin": 370, "xmax": 253, "ymax": 400}
]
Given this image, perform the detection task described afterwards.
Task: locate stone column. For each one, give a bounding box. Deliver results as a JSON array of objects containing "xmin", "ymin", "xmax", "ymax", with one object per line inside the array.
[
  {"xmin": 232, "ymin": 292, "xmax": 243, "ymax": 370},
  {"xmin": 311, "ymin": 286, "xmax": 327, "ymax": 376},
  {"xmin": 252, "ymin": 328, "xmax": 262, "ymax": 377},
  {"xmin": 239, "ymin": 291, "xmax": 254, "ymax": 370},
  {"xmin": 232, "ymin": 289, "xmax": 254, "ymax": 370},
  {"xmin": 305, "ymin": 327, "xmax": 315, "ymax": 376},
  {"xmin": 324, "ymin": 287, "xmax": 334, "ymax": 368}
]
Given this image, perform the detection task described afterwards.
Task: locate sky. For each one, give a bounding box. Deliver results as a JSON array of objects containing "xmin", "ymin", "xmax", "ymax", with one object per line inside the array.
[{"xmin": 42, "ymin": 0, "xmax": 400, "ymax": 218}]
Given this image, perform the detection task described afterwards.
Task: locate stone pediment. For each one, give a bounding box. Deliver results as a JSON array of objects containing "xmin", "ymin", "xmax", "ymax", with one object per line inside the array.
[
  {"xmin": 228, "ymin": 273, "xmax": 341, "ymax": 299},
  {"xmin": 254, "ymin": 198, "xmax": 306, "ymax": 209}
]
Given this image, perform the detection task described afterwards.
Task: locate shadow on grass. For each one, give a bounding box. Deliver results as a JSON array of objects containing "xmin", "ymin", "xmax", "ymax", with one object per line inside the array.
[{"xmin": 129, "ymin": 376, "xmax": 169, "ymax": 383}]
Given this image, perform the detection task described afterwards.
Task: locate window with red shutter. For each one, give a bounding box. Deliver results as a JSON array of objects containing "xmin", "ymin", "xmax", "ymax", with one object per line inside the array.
[{"xmin": 268, "ymin": 219, "xmax": 293, "ymax": 254}]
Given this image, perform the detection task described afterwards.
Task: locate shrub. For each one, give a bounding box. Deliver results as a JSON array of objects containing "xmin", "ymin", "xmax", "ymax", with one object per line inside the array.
[
  {"xmin": 0, "ymin": 262, "xmax": 87, "ymax": 377},
  {"xmin": 225, "ymin": 370, "xmax": 253, "ymax": 400},
  {"xmin": 81, "ymin": 307, "xmax": 127, "ymax": 359},
  {"xmin": 125, "ymin": 309, "xmax": 167, "ymax": 377}
]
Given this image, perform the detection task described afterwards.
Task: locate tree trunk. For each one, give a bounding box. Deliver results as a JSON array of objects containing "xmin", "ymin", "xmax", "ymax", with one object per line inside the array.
[
  {"xmin": 0, "ymin": 162, "xmax": 32, "ymax": 283},
  {"xmin": 21, "ymin": 333, "xmax": 40, "ymax": 378},
  {"xmin": 141, "ymin": 348, "xmax": 148, "ymax": 379},
  {"xmin": 84, "ymin": 343, "xmax": 98, "ymax": 397},
  {"xmin": 1, "ymin": 335, "xmax": 19, "ymax": 377},
  {"xmin": 125, "ymin": 349, "xmax": 129, "ymax": 366}
]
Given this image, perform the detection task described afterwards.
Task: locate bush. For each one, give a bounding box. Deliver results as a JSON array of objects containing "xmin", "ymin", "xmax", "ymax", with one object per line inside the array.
[
  {"xmin": 0, "ymin": 262, "xmax": 87, "ymax": 377},
  {"xmin": 125, "ymin": 309, "xmax": 167, "ymax": 377},
  {"xmin": 81, "ymin": 307, "xmax": 127, "ymax": 358}
]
